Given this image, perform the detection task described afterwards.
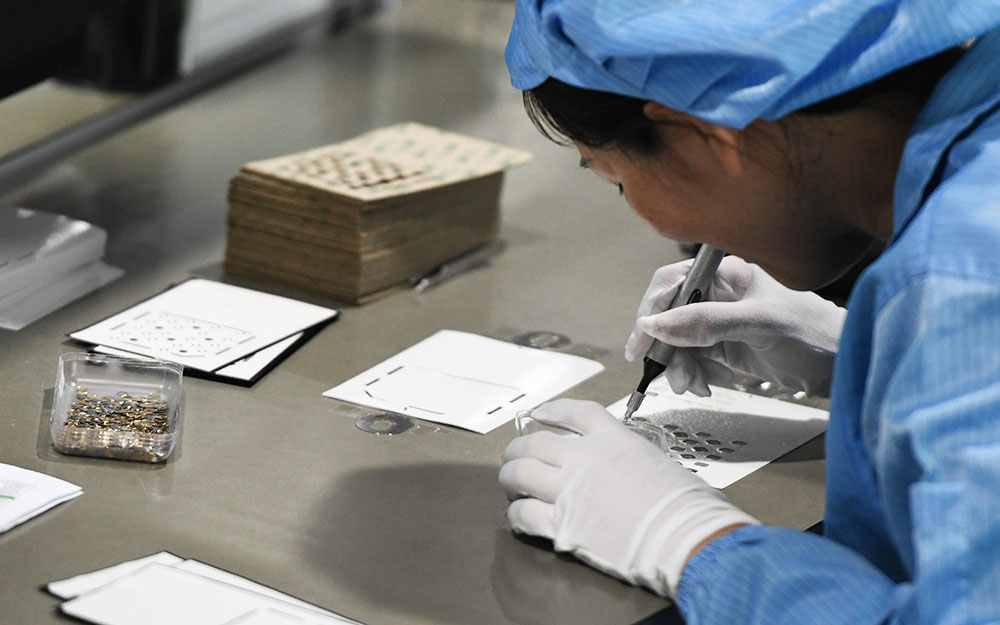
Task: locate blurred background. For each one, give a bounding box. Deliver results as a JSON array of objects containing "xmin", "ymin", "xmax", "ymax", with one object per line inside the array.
[{"xmin": 0, "ymin": 0, "xmax": 382, "ymax": 189}]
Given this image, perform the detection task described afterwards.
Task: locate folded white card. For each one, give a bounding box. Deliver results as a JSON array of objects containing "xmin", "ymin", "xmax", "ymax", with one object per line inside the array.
[
  {"xmin": 324, "ymin": 330, "xmax": 605, "ymax": 433},
  {"xmin": 0, "ymin": 464, "xmax": 82, "ymax": 533}
]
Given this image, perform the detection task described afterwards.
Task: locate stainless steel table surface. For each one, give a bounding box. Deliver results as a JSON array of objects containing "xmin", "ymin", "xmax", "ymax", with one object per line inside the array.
[{"xmin": 0, "ymin": 2, "xmax": 826, "ymax": 624}]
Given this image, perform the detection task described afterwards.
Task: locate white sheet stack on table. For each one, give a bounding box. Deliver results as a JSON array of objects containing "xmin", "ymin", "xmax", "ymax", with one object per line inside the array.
[
  {"xmin": 48, "ymin": 552, "xmax": 363, "ymax": 625},
  {"xmin": 0, "ymin": 205, "xmax": 123, "ymax": 331}
]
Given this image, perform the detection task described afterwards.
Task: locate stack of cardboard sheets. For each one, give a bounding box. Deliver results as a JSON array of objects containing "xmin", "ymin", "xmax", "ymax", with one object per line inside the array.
[{"xmin": 224, "ymin": 122, "xmax": 531, "ymax": 304}]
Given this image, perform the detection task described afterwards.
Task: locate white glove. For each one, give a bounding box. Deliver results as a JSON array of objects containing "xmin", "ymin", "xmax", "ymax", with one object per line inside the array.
[
  {"xmin": 624, "ymin": 255, "xmax": 846, "ymax": 397},
  {"xmin": 500, "ymin": 399, "xmax": 759, "ymax": 598}
]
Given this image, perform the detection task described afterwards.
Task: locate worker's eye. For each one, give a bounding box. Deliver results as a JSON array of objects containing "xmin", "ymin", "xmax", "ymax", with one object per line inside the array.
[{"xmin": 616, "ymin": 183, "xmax": 625, "ymax": 196}]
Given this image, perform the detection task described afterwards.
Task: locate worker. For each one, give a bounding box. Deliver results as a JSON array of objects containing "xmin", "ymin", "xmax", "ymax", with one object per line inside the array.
[{"xmin": 498, "ymin": 2, "xmax": 1000, "ymax": 623}]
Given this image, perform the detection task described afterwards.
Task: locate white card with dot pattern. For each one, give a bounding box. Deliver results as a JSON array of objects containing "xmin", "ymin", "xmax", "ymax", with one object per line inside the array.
[
  {"xmin": 606, "ymin": 377, "xmax": 828, "ymax": 488},
  {"xmin": 69, "ymin": 279, "xmax": 337, "ymax": 372}
]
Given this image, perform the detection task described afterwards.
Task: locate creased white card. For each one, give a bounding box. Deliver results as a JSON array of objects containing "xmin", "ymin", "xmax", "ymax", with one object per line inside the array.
[
  {"xmin": 70, "ymin": 279, "xmax": 336, "ymax": 372},
  {"xmin": 324, "ymin": 330, "xmax": 604, "ymax": 434},
  {"xmin": 607, "ymin": 377, "xmax": 829, "ymax": 489}
]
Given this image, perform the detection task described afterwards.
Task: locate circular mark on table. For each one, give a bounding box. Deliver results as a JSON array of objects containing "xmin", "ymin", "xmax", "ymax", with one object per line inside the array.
[
  {"xmin": 355, "ymin": 413, "xmax": 415, "ymax": 436},
  {"xmin": 512, "ymin": 331, "xmax": 571, "ymax": 350}
]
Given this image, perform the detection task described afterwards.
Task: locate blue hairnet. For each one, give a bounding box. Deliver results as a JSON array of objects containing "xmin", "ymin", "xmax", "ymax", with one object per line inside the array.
[{"xmin": 506, "ymin": 0, "xmax": 1000, "ymax": 128}]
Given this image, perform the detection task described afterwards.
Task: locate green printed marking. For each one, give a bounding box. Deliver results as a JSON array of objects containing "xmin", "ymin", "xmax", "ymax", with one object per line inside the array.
[{"xmin": 0, "ymin": 494, "xmax": 15, "ymax": 500}]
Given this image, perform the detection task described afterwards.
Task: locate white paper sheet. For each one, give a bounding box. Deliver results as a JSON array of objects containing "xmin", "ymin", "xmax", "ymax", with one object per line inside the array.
[
  {"xmin": 49, "ymin": 554, "xmax": 358, "ymax": 624},
  {"xmin": 323, "ymin": 330, "xmax": 605, "ymax": 434},
  {"xmin": 606, "ymin": 377, "xmax": 829, "ymax": 489},
  {"xmin": 222, "ymin": 608, "xmax": 305, "ymax": 625},
  {"xmin": 0, "ymin": 464, "xmax": 82, "ymax": 533},
  {"xmin": 59, "ymin": 563, "xmax": 358, "ymax": 625},
  {"xmin": 70, "ymin": 279, "xmax": 336, "ymax": 372},
  {"xmin": 173, "ymin": 560, "xmax": 356, "ymax": 622}
]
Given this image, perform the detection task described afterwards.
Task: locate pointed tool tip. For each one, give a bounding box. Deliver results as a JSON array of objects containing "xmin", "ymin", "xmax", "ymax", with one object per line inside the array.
[{"xmin": 623, "ymin": 391, "xmax": 644, "ymax": 423}]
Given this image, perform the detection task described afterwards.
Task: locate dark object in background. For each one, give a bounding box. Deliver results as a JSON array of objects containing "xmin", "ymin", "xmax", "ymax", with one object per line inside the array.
[
  {"xmin": 0, "ymin": 1, "xmax": 91, "ymax": 99},
  {"xmin": 0, "ymin": 0, "xmax": 381, "ymax": 193},
  {"xmin": 0, "ymin": 0, "xmax": 183, "ymax": 97},
  {"xmin": 1, "ymin": 1, "xmax": 385, "ymax": 98},
  {"xmin": 65, "ymin": 0, "xmax": 186, "ymax": 92}
]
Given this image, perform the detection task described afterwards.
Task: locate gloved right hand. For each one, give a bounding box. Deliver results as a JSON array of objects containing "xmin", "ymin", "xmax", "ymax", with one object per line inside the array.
[
  {"xmin": 624, "ymin": 255, "xmax": 847, "ymax": 397},
  {"xmin": 500, "ymin": 399, "xmax": 759, "ymax": 599}
]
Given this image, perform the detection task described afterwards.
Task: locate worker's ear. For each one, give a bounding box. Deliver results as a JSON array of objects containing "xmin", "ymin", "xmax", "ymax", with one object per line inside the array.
[{"xmin": 643, "ymin": 102, "xmax": 745, "ymax": 177}]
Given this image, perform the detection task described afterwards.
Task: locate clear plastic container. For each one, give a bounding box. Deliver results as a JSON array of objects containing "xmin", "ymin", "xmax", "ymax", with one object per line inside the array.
[{"xmin": 50, "ymin": 352, "xmax": 182, "ymax": 463}]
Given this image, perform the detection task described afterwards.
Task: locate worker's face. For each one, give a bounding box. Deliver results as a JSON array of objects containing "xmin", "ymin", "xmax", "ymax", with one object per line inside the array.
[{"xmin": 575, "ymin": 122, "xmax": 877, "ymax": 291}]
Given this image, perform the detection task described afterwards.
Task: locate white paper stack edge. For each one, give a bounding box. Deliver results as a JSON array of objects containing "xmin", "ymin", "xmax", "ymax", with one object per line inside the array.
[
  {"xmin": 0, "ymin": 205, "xmax": 122, "ymax": 331},
  {"xmin": 48, "ymin": 552, "xmax": 363, "ymax": 625}
]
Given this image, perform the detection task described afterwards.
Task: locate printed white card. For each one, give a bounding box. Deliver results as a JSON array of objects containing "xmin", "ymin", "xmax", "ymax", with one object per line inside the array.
[
  {"xmin": 607, "ymin": 377, "xmax": 829, "ymax": 488},
  {"xmin": 70, "ymin": 279, "xmax": 336, "ymax": 372}
]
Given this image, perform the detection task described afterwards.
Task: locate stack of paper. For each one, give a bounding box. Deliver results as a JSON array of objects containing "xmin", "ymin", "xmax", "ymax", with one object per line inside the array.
[
  {"xmin": 69, "ymin": 278, "xmax": 338, "ymax": 386},
  {"xmin": 48, "ymin": 552, "xmax": 362, "ymax": 625},
  {"xmin": 0, "ymin": 464, "xmax": 82, "ymax": 533},
  {"xmin": 224, "ymin": 122, "xmax": 532, "ymax": 304},
  {"xmin": 0, "ymin": 206, "xmax": 123, "ymax": 331}
]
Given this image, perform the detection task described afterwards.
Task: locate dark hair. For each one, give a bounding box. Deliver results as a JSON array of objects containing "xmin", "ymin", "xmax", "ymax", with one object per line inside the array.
[
  {"xmin": 524, "ymin": 79, "xmax": 663, "ymax": 154},
  {"xmin": 523, "ymin": 46, "xmax": 967, "ymax": 154}
]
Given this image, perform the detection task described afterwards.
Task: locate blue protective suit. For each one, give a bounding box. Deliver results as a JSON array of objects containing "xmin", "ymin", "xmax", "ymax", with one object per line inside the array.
[
  {"xmin": 679, "ymin": 29, "xmax": 1000, "ymax": 625},
  {"xmin": 507, "ymin": 2, "xmax": 1000, "ymax": 622}
]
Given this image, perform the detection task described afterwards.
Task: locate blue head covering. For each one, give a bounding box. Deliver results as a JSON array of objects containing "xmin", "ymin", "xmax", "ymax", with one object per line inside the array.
[{"xmin": 506, "ymin": 0, "xmax": 1000, "ymax": 128}]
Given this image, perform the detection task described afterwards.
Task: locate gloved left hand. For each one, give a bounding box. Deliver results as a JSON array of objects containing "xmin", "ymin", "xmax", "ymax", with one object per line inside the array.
[{"xmin": 500, "ymin": 399, "xmax": 759, "ymax": 598}]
